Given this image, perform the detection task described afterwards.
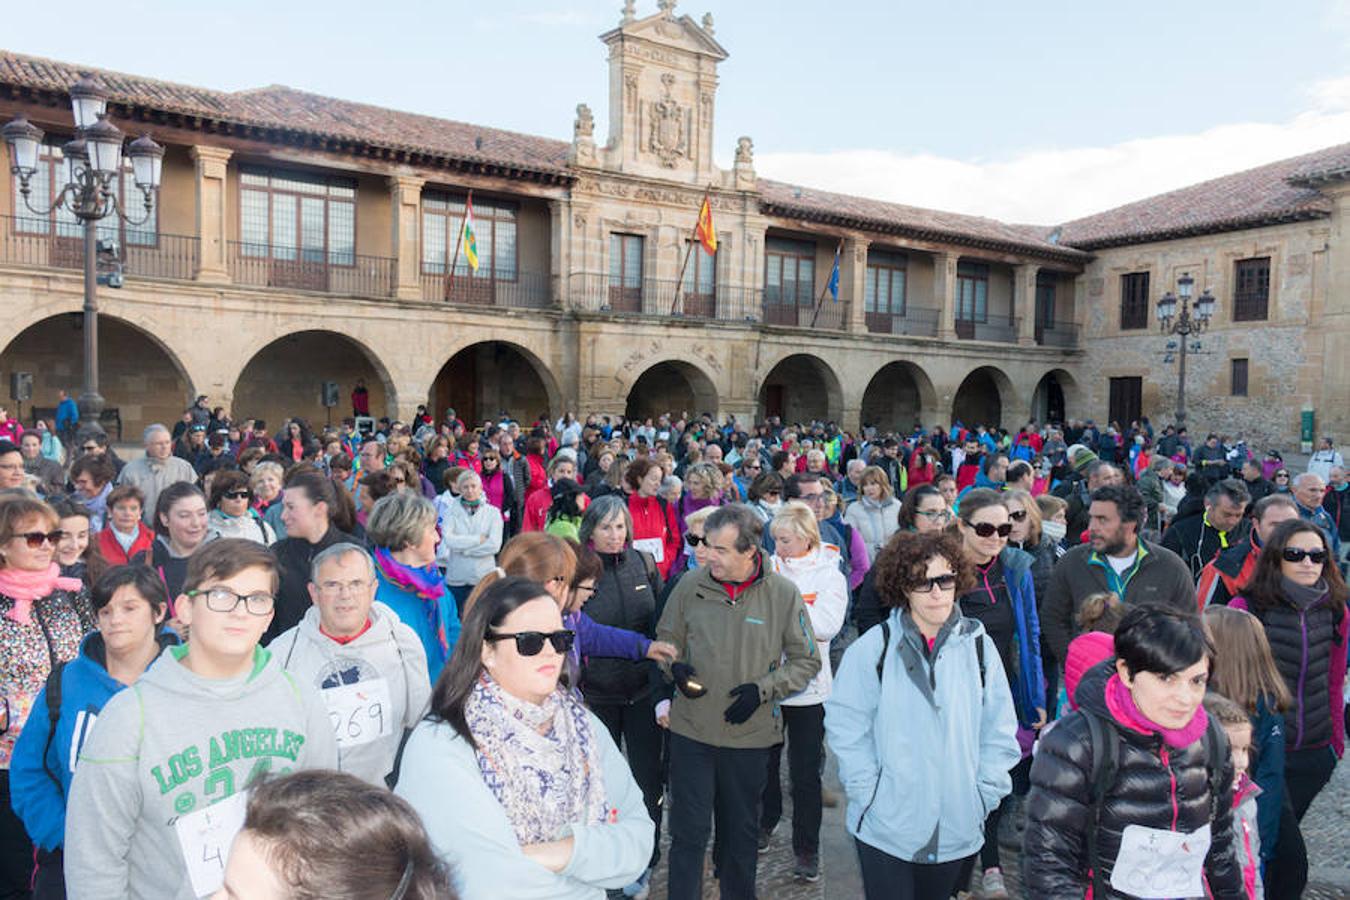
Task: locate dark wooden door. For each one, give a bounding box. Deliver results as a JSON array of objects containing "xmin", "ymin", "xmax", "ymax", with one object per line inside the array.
[{"xmin": 1108, "ymin": 377, "xmax": 1142, "ymax": 429}]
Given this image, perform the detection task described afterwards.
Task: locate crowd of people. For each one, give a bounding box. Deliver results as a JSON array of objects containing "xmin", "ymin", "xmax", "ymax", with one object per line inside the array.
[{"xmin": 0, "ymin": 396, "xmax": 1346, "ymax": 899}]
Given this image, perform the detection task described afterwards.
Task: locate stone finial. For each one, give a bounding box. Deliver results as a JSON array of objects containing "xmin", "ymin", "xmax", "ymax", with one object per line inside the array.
[
  {"xmin": 657, "ymin": 0, "xmax": 677, "ymax": 17},
  {"xmin": 735, "ymin": 136, "xmax": 754, "ymax": 164},
  {"xmin": 734, "ymin": 136, "xmax": 755, "ymax": 190},
  {"xmin": 621, "ymin": 0, "xmax": 635, "ymax": 24},
  {"xmin": 570, "ymin": 103, "xmax": 597, "ymax": 167},
  {"xmin": 574, "ymin": 103, "xmax": 594, "ymax": 139},
  {"xmin": 701, "ymin": 12, "xmax": 714, "ymax": 34}
]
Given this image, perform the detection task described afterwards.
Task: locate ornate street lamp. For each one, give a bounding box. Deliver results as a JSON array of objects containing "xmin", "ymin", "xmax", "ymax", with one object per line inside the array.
[
  {"xmin": 1157, "ymin": 271, "xmax": 1215, "ymax": 427},
  {"xmin": 3, "ymin": 74, "xmax": 163, "ymax": 423}
]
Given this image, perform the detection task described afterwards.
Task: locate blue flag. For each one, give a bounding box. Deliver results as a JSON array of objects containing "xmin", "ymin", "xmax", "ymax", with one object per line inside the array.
[{"xmin": 827, "ymin": 244, "xmax": 841, "ymax": 302}]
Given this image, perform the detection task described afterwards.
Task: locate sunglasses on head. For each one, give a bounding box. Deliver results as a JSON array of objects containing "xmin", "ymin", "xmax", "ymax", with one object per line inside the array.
[
  {"xmin": 485, "ymin": 629, "xmax": 576, "ymax": 656},
  {"xmin": 16, "ymin": 530, "xmax": 64, "ymax": 548},
  {"xmin": 223, "ymin": 489, "xmax": 252, "ymax": 501},
  {"xmin": 911, "ymin": 573, "xmax": 959, "ymax": 593},
  {"xmin": 968, "ymin": 522, "xmax": 1013, "ymax": 538},
  {"xmin": 1282, "ymin": 547, "xmax": 1328, "ymax": 564}
]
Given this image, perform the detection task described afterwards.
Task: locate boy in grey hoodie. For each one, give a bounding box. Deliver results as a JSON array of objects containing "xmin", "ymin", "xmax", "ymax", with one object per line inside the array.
[{"xmin": 65, "ymin": 539, "xmax": 338, "ymax": 900}]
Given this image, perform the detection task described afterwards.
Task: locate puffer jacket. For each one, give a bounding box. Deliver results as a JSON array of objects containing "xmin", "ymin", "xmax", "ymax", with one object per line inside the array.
[
  {"xmin": 1023, "ymin": 662, "xmax": 1243, "ymax": 899},
  {"xmin": 580, "ymin": 547, "xmax": 661, "ymax": 706},
  {"xmin": 771, "ymin": 545, "xmax": 848, "ymax": 706},
  {"xmin": 844, "ymin": 496, "xmax": 901, "ymax": 564}
]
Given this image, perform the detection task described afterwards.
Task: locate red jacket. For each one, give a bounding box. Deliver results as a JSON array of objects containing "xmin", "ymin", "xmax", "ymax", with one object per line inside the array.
[
  {"xmin": 627, "ymin": 493, "xmax": 680, "ymax": 579},
  {"xmin": 97, "ymin": 523, "xmax": 156, "ymax": 566},
  {"xmin": 522, "ymin": 485, "xmax": 552, "ymax": 532}
]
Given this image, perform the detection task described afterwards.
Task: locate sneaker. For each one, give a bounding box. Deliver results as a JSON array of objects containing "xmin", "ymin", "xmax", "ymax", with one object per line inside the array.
[
  {"xmin": 757, "ymin": 826, "xmax": 774, "ymax": 853},
  {"xmin": 820, "ymin": 787, "xmax": 840, "ymax": 808},
  {"xmin": 793, "ymin": 854, "xmax": 820, "ymax": 883},
  {"xmin": 980, "ymin": 867, "xmax": 1010, "ymax": 899},
  {"xmin": 621, "ymin": 867, "xmax": 651, "ymax": 899}
]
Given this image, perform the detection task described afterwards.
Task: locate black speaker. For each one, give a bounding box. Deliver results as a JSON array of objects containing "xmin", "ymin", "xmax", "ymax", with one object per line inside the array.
[
  {"xmin": 321, "ymin": 381, "xmax": 340, "ymax": 408},
  {"xmin": 10, "ymin": 372, "xmax": 32, "ymax": 403}
]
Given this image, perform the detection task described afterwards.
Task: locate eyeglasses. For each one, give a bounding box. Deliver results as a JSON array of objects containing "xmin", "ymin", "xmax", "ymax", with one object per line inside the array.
[
  {"xmin": 915, "ymin": 508, "xmax": 951, "ymax": 521},
  {"xmin": 686, "ymin": 534, "xmax": 706, "ymax": 547},
  {"xmin": 910, "ymin": 573, "xmax": 958, "ymax": 594},
  {"xmin": 317, "ymin": 579, "xmax": 374, "ymax": 598},
  {"xmin": 485, "ymin": 629, "xmax": 576, "ymax": 656},
  {"xmin": 186, "ymin": 586, "xmax": 276, "ymax": 615},
  {"xmin": 1275, "ymin": 472, "xmax": 1289, "ymax": 479},
  {"xmin": 574, "ymin": 582, "xmax": 597, "ymax": 597},
  {"xmin": 223, "ymin": 490, "xmax": 253, "ymax": 501},
  {"xmin": 1282, "ymin": 547, "xmax": 1328, "ymax": 564},
  {"xmin": 799, "ymin": 493, "xmax": 827, "ymax": 505},
  {"xmin": 1008, "ymin": 510, "xmax": 1028, "ymax": 522},
  {"xmin": 968, "ymin": 522, "xmax": 1014, "ymax": 538},
  {"xmin": 14, "ymin": 530, "xmax": 64, "ymax": 548},
  {"xmin": 743, "ymin": 463, "xmax": 761, "ymax": 471}
]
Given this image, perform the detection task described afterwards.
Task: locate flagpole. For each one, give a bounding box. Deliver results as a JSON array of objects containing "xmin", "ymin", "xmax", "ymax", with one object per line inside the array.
[
  {"xmin": 809, "ymin": 239, "xmax": 844, "ymax": 328},
  {"xmin": 669, "ymin": 184, "xmax": 714, "ymax": 316},
  {"xmin": 446, "ymin": 189, "xmax": 471, "ymax": 302}
]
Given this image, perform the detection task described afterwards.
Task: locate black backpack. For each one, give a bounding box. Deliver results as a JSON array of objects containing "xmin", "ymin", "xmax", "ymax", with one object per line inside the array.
[{"xmin": 874, "ymin": 620, "xmax": 984, "ymax": 689}]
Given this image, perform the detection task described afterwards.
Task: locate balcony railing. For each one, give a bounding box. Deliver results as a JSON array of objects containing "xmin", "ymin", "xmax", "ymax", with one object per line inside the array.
[
  {"xmin": 0, "ymin": 215, "xmax": 200, "ymax": 281},
  {"xmin": 571, "ymin": 273, "xmax": 776, "ymax": 325},
  {"xmin": 865, "ymin": 306, "xmax": 941, "ymax": 337},
  {"xmin": 956, "ymin": 316, "xmax": 1020, "ymax": 343},
  {"xmin": 227, "ymin": 242, "xmax": 396, "ymax": 298},
  {"xmin": 421, "ymin": 269, "xmax": 554, "ymax": 309},
  {"xmin": 1035, "ymin": 319, "xmax": 1080, "ymax": 348}
]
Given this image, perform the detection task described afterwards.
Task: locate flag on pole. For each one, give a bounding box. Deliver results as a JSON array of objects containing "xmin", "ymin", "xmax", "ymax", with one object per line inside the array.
[
  {"xmin": 462, "ymin": 195, "xmax": 480, "ymax": 272},
  {"xmin": 695, "ymin": 196, "xmax": 717, "ymax": 255},
  {"xmin": 827, "ymin": 243, "xmax": 841, "ymax": 302}
]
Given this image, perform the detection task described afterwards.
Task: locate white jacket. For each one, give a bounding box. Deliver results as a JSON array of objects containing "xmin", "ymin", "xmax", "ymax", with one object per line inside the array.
[
  {"xmin": 435, "ymin": 493, "xmax": 504, "ymax": 585},
  {"xmin": 770, "ymin": 544, "xmax": 848, "ymax": 706},
  {"xmin": 205, "ymin": 508, "xmax": 276, "ymax": 545},
  {"xmin": 268, "ymin": 601, "xmax": 431, "ymax": 786},
  {"xmin": 844, "ymin": 496, "xmax": 900, "ymax": 562}
]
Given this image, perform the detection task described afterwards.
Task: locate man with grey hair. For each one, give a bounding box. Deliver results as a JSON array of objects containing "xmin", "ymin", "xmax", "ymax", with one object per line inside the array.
[
  {"xmin": 116, "ymin": 423, "xmax": 198, "ymax": 524},
  {"xmin": 1162, "ymin": 477, "xmax": 1252, "ymax": 582},
  {"xmin": 268, "ymin": 542, "xmax": 430, "ymax": 786},
  {"xmin": 1292, "ymin": 470, "xmax": 1341, "ymax": 558},
  {"xmin": 837, "ymin": 458, "xmax": 867, "ymax": 504}
]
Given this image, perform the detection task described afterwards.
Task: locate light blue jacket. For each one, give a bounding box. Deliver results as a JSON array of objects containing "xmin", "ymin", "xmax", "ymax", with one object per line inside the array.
[
  {"xmin": 825, "ymin": 607, "xmax": 1020, "ymax": 864},
  {"xmin": 394, "ymin": 713, "xmax": 654, "ymax": 899}
]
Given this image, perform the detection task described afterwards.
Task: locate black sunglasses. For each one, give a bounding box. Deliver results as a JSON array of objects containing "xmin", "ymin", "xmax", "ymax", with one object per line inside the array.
[
  {"xmin": 686, "ymin": 534, "xmax": 706, "ymax": 547},
  {"xmin": 1282, "ymin": 547, "xmax": 1328, "ymax": 565},
  {"xmin": 486, "ymin": 629, "xmax": 576, "ymax": 656},
  {"xmin": 223, "ymin": 489, "xmax": 253, "ymax": 501},
  {"xmin": 16, "ymin": 530, "xmax": 64, "ymax": 548},
  {"xmin": 969, "ymin": 522, "xmax": 1013, "ymax": 538},
  {"xmin": 910, "ymin": 573, "xmax": 959, "ymax": 593}
]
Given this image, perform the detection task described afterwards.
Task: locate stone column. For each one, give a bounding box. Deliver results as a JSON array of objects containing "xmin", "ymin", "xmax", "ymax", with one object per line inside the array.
[
  {"xmin": 387, "ymin": 175, "xmax": 425, "ymax": 301},
  {"xmin": 548, "ymin": 198, "xmax": 571, "ymax": 308},
  {"xmin": 844, "ymin": 237, "xmax": 870, "ymax": 333},
  {"xmin": 1016, "ymin": 263, "xmax": 1040, "ymax": 346},
  {"xmin": 934, "ymin": 251, "xmax": 958, "ymax": 340},
  {"xmin": 190, "ymin": 145, "xmax": 232, "ymax": 284}
]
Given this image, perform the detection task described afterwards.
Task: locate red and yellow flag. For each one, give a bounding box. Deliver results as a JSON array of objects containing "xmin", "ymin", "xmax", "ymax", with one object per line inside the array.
[{"xmin": 695, "ymin": 196, "xmax": 717, "ymax": 256}]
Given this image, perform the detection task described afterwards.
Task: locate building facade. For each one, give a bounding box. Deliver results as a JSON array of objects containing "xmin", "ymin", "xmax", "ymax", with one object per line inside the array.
[{"xmin": 0, "ymin": 2, "xmax": 1345, "ymax": 448}]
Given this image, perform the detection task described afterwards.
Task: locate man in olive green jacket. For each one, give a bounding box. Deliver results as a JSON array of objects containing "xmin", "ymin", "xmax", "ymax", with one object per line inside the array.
[{"xmin": 657, "ymin": 503, "xmax": 820, "ymax": 900}]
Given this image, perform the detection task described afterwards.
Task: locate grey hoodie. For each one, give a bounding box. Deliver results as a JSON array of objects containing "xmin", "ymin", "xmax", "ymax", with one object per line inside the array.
[
  {"xmin": 65, "ymin": 645, "xmax": 338, "ymax": 900},
  {"xmin": 268, "ymin": 601, "xmax": 430, "ymax": 785}
]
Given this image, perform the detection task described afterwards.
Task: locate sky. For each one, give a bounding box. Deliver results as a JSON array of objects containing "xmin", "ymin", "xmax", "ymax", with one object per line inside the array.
[{"xmin": 6, "ymin": 0, "xmax": 1350, "ymax": 223}]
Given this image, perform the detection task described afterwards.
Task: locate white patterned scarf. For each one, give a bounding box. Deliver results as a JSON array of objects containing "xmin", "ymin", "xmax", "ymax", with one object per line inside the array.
[{"xmin": 464, "ymin": 672, "xmax": 609, "ymax": 844}]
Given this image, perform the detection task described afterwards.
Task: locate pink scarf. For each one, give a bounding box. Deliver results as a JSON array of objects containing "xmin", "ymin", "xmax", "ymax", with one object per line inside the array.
[
  {"xmin": 0, "ymin": 563, "xmax": 84, "ymax": 624},
  {"xmin": 1104, "ymin": 672, "xmax": 1209, "ymax": 748}
]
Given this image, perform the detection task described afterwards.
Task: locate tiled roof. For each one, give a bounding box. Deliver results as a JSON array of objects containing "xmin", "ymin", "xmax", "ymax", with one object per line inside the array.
[
  {"xmin": 1055, "ymin": 143, "xmax": 1349, "ymax": 250},
  {"xmin": 757, "ymin": 179, "xmax": 1084, "ymax": 263},
  {"xmin": 0, "ymin": 50, "xmax": 571, "ymax": 180}
]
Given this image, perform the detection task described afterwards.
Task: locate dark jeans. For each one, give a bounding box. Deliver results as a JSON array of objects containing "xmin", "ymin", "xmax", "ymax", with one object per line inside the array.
[
  {"xmin": 1265, "ymin": 794, "xmax": 1307, "ymax": 900},
  {"xmin": 1286, "ymin": 745, "xmax": 1337, "ymax": 820},
  {"xmin": 855, "ymin": 838, "xmax": 968, "ymax": 900},
  {"xmin": 30, "ymin": 851, "xmax": 61, "ymax": 900},
  {"xmin": 447, "ymin": 582, "xmax": 475, "ymax": 620},
  {"xmin": 0, "ymin": 770, "xmax": 33, "ymax": 900},
  {"xmin": 759, "ymin": 704, "xmax": 825, "ymax": 857},
  {"xmin": 591, "ymin": 696, "xmax": 664, "ymax": 870},
  {"xmin": 667, "ymin": 733, "xmax": 770, "ymax": 900}
]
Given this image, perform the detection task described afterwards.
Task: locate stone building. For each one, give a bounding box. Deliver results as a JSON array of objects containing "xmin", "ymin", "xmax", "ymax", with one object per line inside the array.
[{"xmin": 0, "ymin": 1, "xmax": 1345, "ymax": 449}]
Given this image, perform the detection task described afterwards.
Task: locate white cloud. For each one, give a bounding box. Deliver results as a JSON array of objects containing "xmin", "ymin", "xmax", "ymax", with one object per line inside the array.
[{"xmin": 744, "ymin": 86, "xmax": 1350, "ymax": 224}]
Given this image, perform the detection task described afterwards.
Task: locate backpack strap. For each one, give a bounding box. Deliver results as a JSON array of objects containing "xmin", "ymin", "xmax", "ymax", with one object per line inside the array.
[
  {"xmin": 1204, "ymin": 713, "xmax": 1230, "ymax": 821},
  {"xmin": 1082, "ymin": 709, "xmax": 1120, "ymax": 899},
  {"xmin": 41, "ymin": 661, "xmax": 67, "ymax": 791},
  {"xmin": 974, "ymin": 633, "xmax": 986, "ymax": 690},
  {"xmin": 875, "ymin": 621, "xmax": 891, "ymax": 681}
]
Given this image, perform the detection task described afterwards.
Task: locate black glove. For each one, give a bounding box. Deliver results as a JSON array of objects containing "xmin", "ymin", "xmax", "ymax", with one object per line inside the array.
[
  {"xmin": 672, "ymin": 663, "xmax": 707, "ymax": 699},
  {"xmin": 723, "ymin": 683, "xmax": 761, "ymax": 724}
]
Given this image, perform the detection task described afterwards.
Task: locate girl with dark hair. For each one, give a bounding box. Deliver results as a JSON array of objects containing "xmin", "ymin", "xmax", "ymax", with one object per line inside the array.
[
  {"xmin": 897, "ymin": 484, "xmax": 950, "ymax": 534},
  {"xmin": 393, "ymin": 577, "xmax": 653, "ymax": 899},
  {"xmin": 1024, "ymin": 604, "xmax": 1244, "ymax": 898},
  {"xmin": 49, "ymin": 498, "xmax": 94, "ymax": 585},
  {"xmin": 150, "ymin": 481, "xmax": 209, "ymax": 610},
  {"xmin": 269, "ymin": 471, "xmax": 359, "ymax": 641}
]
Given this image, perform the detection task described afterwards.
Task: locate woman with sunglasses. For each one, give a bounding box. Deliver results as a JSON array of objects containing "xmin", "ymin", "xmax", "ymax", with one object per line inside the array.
[
  {"xmin": 746, "ymin": 470, "xmax": 784, "ymax": 524},
  {"xmin": 393, "ymin": 576, "xmax": 654, "ymax": 900},
  {"xmin": 952, "ymin": 488, "xmax": 1046, "ymax": 899},
  {"xmin": 1230, "ymin": 518, "xmax": 1349, "ymax": 873},
  {"xmin": 205, "ymin": 469, "xmax": 277, "ymax": 546},
  {"xmin": 826, "ymin": 530, "xmax": 1019, "ymax": 900},
  {"xmin": 0, "ymin": 496, "xmax": 93, "ymax": 896},
  {"xmin": 1271, "ymin": 468, "xmax": 1292, "ymax": 495}
]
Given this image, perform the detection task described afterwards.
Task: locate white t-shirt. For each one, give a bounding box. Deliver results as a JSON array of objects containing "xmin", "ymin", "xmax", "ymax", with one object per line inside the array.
[{"xmin": 1106, "ymin": 550, "xmax": 1138, "ymax": 576}]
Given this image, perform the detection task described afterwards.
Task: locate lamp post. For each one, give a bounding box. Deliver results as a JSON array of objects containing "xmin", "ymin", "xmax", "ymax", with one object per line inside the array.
[
  {"xmin": 3, "ymin": 74, "xmax": 164, "ymax": 425},
  {"xmin": 1156, "ymin": 272, "xmax": 1216, "ymax": 427}
]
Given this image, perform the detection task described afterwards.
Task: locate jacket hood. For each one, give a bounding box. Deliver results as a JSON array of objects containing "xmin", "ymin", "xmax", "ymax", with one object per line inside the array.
[
  {"xmin": 294, "ymin": 600, "xmax": 400, "ymax": 649},
  {"xmin": 141, "ymin": 643, "xmax": 286, "ymax": 701},
  {"xmin": 1073, "ymin": 658, "xmax": 1115, "ymax": 720},
  {"xmin": 773, "ymin": 544, "xmax": 841, "ymax": 576},
  {"xmin": 999, "ymin": 545, "xmax": 1035, "ymax": 576}
]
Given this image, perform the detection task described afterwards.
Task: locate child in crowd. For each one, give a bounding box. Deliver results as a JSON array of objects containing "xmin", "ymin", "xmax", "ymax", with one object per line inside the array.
[
  {"xmin": 1059, "ymin": 591, "xmax": 1125, "ymax": 713},
  {"xmin": 1204, "ymin": 693, "xmax": 1263, "ymax": 900}
]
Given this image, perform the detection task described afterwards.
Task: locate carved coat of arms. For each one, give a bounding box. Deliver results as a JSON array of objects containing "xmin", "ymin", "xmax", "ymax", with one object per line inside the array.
[{"xmin": 648, "ymin": 73, "xmax": 687, "ymax": 167}]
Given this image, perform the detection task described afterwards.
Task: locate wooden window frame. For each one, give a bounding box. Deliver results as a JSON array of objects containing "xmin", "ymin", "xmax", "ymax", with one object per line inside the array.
[
  {"xmin": 420, "ymin": 192, "xmax": 518, "ymax": 282},
  {"xmin": 1231, "ymin": 358, "xmax": 1249, "ymax": 397},
  {"xmin": 956, "ymin": 262, "xmax": 989, "ymax": 323},
  {"xmin": 764, "ymin": 238, "xmax": 817, "ymax": 308},
  {"xmin": 608, "ymin": 232, "xmax": 645, "ymax": 311},
  {"xmin": 1232, "ymin": 257, "xmax": 1270, "ymax": 322},
  {"xmin": 238, "ymin": 166, "xmax": 357, "ymax": 268},
  {"xmin": 1120, "ymin": 272, "xmax": 1151, "ymax": 330},
  {"xmin": 13, "ymin": 139, "xmax": 159, "ymax": 248}
]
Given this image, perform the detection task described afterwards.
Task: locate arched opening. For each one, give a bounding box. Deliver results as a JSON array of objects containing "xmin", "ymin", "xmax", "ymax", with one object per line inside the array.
[
  {"xmin": 0, "ymin": 314, "xmax": 193, "ymax": 439},
  {"xmin": 758, "ymin": 353, "xmax": 843, "ymax": 425},
  {"xmin": 860, "ymin": 361, "xmax": 936, "ymax": 433},
  {"xmin": 430, "ymin": 342, "xmax": 558, "ymax": 427},
  {"xmin": 1032, "ymin": 369, "xmax": 1078, "ymax": 426},
  {"xmin": 625, "ymin": 361, "xmax": 719, "ymax": 421},
  {"xmin": 951, "ymin": 366, "xmax": 1010, "ymax": 429},
  {"xmin": 233, "ymin": 331, "xmax": 392, "ymax": 430}
]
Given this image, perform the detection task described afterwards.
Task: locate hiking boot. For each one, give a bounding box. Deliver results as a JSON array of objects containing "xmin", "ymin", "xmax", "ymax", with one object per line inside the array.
[
  {"xmin": 980, "ymin": 867, "xmax": 1010, "ymax": 899},
  {"xmin": 793, "ymin": 854, "xmax": 820, "ymax": 883}
]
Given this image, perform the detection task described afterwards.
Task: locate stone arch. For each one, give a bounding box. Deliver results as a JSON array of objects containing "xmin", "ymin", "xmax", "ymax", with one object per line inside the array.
[
  {"xmin": 430, "ymin": 341, "xmax": 561, "ymax": 426},
  {"xmin": 0, "ymin": 313, "xmax": 195, "ymax": 438},
  {"xmin": 757, "ymin": 352, "xmax": 844, "ymax": 425},
  {"xmin": 231, "ymin": 330, "xmax": 397, "ymax": 430},
  {"xmin": 860, "ymin": 360, "xmax": 938, "ymax": 433},
  {"xmin": 951, "ymin": 365, "xmax": 1015, "ymax": 429},
  {"xmin": 625, "ymin": 360, "xmax": 719, "ymax": 421},
  {"xmin": 1031, "ymin": 368, "xmax": 1081, "ymax": 426}
]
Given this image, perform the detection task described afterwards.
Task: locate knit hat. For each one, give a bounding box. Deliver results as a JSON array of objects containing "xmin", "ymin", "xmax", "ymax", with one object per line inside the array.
[
  {"xmin": 1064, "ymin": 631, "xmax": 1116, "ymax": 711},
  {"xmin": 1067, "ymin": 444, "xmax": 1099, "ymax": 472}
]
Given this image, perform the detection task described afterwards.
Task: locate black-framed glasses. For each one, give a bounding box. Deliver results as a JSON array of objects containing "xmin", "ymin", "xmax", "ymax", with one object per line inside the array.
[
  {"xmin": 910, "ymin": 573, "xmax": 959, "ymax": 594},
  {"xmin": 223, "ymin": 489, "xmax": 253, "ymax": 501},
  {"xmin": 916, "ymin": 508, "xmax": 951, "ymax": 521},
  {"xmin": 686, "ymin": 534, "xmax": 706, "ymax": 547},
  {"xmin": 485, "ymin": 629, "xmax": 575, "ymax": 656},
  {"xmin": 1008, "ymin": 510, "xmax": 1028, "ymax": 522},
  {"xmin": 186, "ymin": 586, "xmax": 276, "ymax": 615},
  {"xmin": 15, "ymin": 531, "xmax": 63, "ymax": 548},
  {"xmin": 969, "ymin": 522, "xmax": 1013, "ymax": 538},
  {"xmin": 1282, "ymin": 547, "xmax": 1328, "ymax": 564}
]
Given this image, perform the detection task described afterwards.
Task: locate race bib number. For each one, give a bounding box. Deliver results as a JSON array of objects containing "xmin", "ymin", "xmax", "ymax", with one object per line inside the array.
[
  {"xmin": 633, "ymin": 537, "xmax": 665, "ymax": 563},
  {"xmin": 324, "ymin": 678, "xmax": 394, "ymax": 749},
  {"xmin": 1111, "ymin": 822, "xmax": 1211, "ymax": 899},
  {"xmin": 173, "ymin": 789, "xmax": 247, "ymax": 898}
]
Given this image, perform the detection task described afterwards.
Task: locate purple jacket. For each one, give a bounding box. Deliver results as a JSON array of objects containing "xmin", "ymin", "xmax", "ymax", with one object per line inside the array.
[{"xmin": 563, "ymin": 608, "xmax": 650, "ymax": 676}]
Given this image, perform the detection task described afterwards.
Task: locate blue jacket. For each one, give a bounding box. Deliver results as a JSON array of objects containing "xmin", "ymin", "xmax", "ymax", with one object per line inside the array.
[
  {"xmin": 9, "ymin": 630, "xmax": 178, "ymax": 851},
  {"xmin": 1250, "ymin": 695, "xmax": 1286, "ymax": 862},
  {"xmin": 989, "ymin": 546, "xmax": 1047, "ymax": 728},
  {"xmin": 55, "ymin": 397, "xmax": 79, "ymax": 431},
  {"xmin": 825, "ymin": 608, "xmax": 1020, "ymax": 863},
  {"xmin": 373, "ymin": 559, "xmax": 461, "ymax": 682}
]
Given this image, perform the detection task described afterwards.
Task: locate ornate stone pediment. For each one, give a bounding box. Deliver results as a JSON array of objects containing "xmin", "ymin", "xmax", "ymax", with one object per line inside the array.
[{"xmin": 647, "ymin": 74, "xmax": 688, "ymax": 167}]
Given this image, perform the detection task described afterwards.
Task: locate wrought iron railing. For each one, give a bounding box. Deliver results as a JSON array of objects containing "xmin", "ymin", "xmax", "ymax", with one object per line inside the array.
[
  {"xmin": 227, "ymin": 242, "xmax": 396, "ymax": 298},
  {"xmin": 0, "ymin": 215, "xmax": 200, "ymax": 281},
  {"xmin": 956, "ymin": 316, "xmax": 1020, "ymax": 343},
  {"xmin": 864, "ymin": 306, "xmax": 941, "ymax": 337},
  {"xmin": 1035, "ymin": 319, "xmax": 1080, "ymax": 348},
  {"xmin": 420, "ymin": 269, "xmax": 554, "ymax": 309}
]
